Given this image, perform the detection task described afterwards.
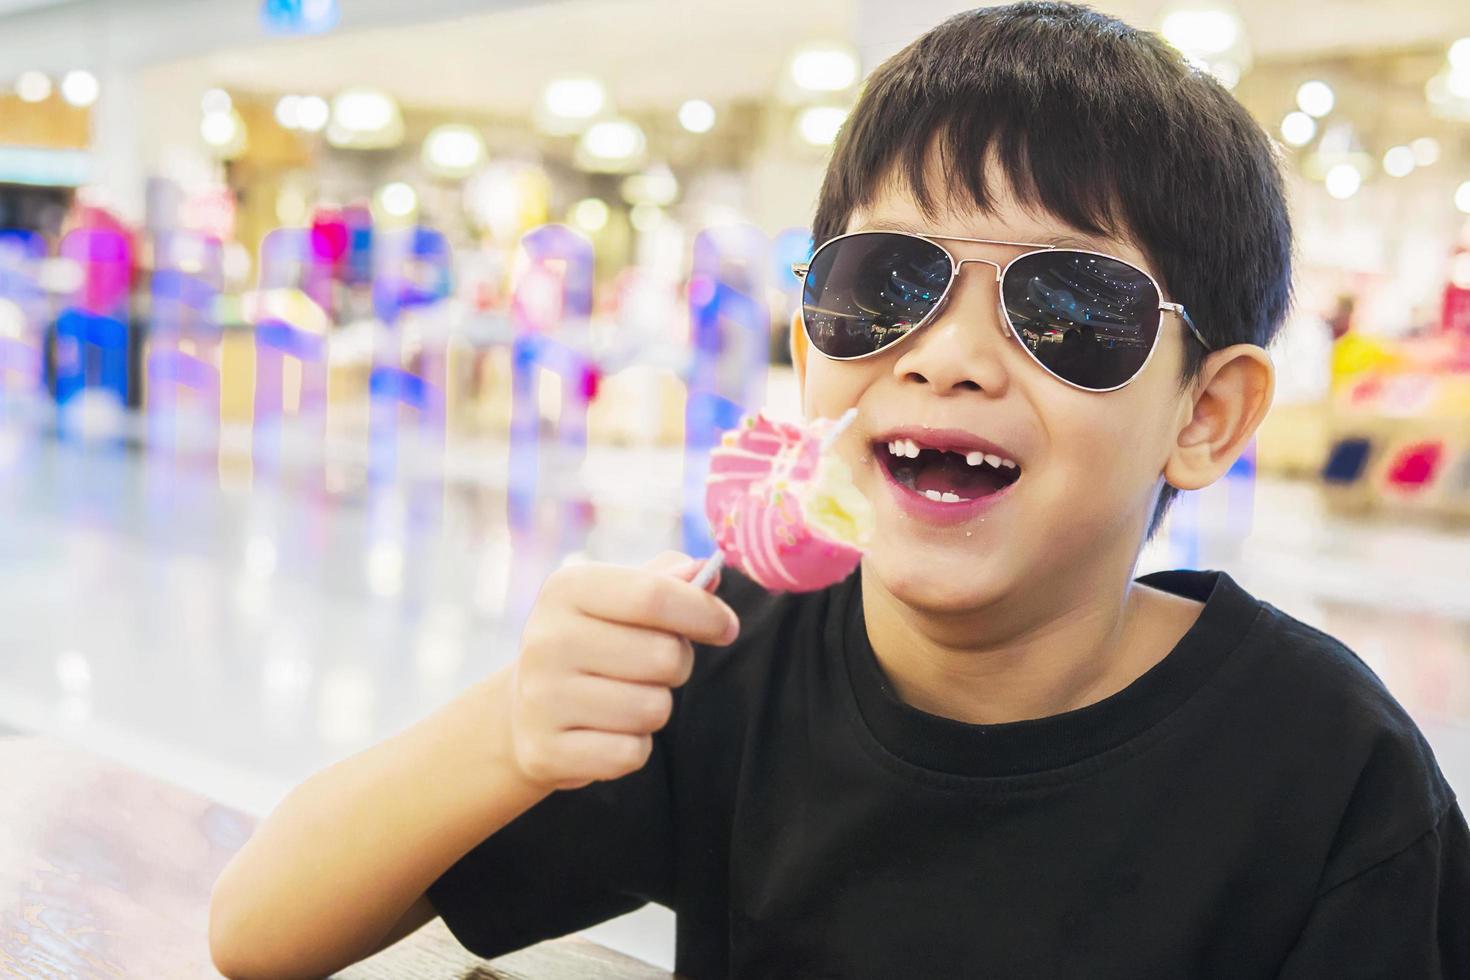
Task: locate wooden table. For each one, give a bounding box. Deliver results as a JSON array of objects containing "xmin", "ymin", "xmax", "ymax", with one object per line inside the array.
[{"xmin": 0, "ymin": 735, "xmax": 672, "ymax": 979}]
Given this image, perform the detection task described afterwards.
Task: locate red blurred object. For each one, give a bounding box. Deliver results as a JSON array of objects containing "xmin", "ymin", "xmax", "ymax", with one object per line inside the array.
[
  {"xmin": 60, "ymin": 203, "xmax": 136, "ymax": 316},
  {"xmin": 580, "ymin": 365, "xmax": 600, "ymax": 401},
  {"xmin": 310, "ymin": 207, "xmax": 349, "ymax": 264},
  {"xmin": 1443, "ymin": 301, "xmax": 1470, "ymax": 336},
  {"xmin": 1386, "ymin": 441, "xmax": 1444, "ymax": 490}
]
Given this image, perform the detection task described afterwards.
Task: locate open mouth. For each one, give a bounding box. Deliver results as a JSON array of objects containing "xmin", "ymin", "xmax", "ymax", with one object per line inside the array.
[{"xmin": 874, "ymin": 437, "xmax": 1022, "ymax": 503}]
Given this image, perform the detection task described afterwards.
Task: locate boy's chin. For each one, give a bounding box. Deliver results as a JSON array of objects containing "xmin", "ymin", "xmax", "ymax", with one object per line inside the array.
[{"xmin": 863, "ymin": 543, "xmax": 1013, "ymax": 616}]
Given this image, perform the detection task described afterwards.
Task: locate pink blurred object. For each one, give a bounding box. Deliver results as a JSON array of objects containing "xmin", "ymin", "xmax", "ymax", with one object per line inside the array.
[{"xmin": 696, "ymin": 408, "xmax": 868, "ymax": 592}]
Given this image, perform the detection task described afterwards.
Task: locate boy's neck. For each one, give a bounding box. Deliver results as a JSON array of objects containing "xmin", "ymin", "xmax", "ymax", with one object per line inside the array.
[{"xmin": 860, "ymin": 561, "xmax": 1204, "ymax": 727}]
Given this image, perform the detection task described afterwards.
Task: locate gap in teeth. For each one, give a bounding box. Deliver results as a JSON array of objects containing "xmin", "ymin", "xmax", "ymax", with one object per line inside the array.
[{"xmin": 885, "ymin": 440, "xmax": 1018, "ymax": 471}]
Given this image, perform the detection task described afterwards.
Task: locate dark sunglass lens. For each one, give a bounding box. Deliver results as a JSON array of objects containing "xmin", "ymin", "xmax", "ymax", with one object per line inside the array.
[
  {"xmin": 803, "ymin": 233, "xmax": 951, "ymax": 359},
  {"xmin": 1001, "ymin": 251, "xmax": 1161, "ymax": 390}
]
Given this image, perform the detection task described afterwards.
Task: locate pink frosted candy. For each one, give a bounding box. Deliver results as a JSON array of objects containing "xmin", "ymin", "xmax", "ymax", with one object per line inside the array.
[{"xmin": 704, "ymin": 411, "xmax": 867, "ymax": 592}]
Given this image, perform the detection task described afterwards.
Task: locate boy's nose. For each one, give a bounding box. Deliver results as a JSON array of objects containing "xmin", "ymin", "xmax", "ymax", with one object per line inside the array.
[{"xmin": 887, "ymin": 258, "xmax": 1013, "ymax": 397}]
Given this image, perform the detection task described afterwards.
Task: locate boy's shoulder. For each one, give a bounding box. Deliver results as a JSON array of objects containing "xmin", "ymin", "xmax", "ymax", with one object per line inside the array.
[
  {"xmin": 1184, "ymin": 571, "xmax": 1459, "ymax": 887},
  {"xmin": 1146, "ymin": 569, "xmax": 1431, "ymax": 744},
  {"xmin": 1250, "ymin": 587, "xmax": 1437, "ymax": 750}
]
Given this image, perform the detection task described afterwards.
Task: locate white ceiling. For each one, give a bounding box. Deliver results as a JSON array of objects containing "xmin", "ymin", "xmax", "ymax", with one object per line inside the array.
[
  {"xmin": 159, "ymin": 0, "xmax": 1470, "ymax": 115},
  {"xmin": 182, "ymin": 0, "xmax": 853, "ymax": 115}
]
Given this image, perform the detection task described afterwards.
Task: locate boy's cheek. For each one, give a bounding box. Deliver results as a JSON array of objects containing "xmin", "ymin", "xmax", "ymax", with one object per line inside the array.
[{"xmin": 802, "ymin": 362, "xmax": 870, "ymax": 425}]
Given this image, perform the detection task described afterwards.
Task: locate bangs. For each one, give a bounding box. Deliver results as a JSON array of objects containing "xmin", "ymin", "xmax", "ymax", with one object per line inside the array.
[{"xmin": 870, "ymin": 121, "xmax": 1131, "ymax": 248}]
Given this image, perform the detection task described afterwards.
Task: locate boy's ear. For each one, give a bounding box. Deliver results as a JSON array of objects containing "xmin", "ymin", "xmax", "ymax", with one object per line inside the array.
[
  {"xmin": 789, "ymin": 309, "xmax": 808, "ymax": 403},
  {"xmin": 1163, "ymin": 345, "xmax": 1275, "ymax": 492}
]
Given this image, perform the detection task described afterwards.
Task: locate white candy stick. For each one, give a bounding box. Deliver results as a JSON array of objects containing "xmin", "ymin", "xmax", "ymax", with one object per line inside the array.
[
  {"xmin": 819, "ymin": 407, "xmax": 859, "ymax": 452},
  {"xmin": 690, "ymin": 549, "xmax": 725, "ymax": 590}
]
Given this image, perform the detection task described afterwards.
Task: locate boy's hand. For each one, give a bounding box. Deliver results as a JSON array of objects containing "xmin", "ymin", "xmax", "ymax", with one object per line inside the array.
[{"xmin": 504, "ymin": 551, "xmax": 739, "ymax": 793}]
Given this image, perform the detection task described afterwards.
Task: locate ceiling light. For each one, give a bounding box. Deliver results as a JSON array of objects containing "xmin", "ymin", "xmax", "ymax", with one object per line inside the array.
[
  {"xmin": 327, "ymin": 87, "xmax": 403, "ymax": 149},
  {"xmin": 1160, "ymin": 6, "xmax": 1240, "ymax": 55},
  {"xmin": 1410, "ymin": 137, "xmax": 1440, "ymax": 167},
  {"xmin": 1448, "ymin": 69, "xmax": 1470, "ymax": 100},
  {"xmin": 1381, "ymin": 146, "xmax": 1414, "ymax": 178},
  {"xmin": 1158, "ymin": 0, "xmax": 1251, "ymax": 86},
  {"xmin": 1279, "ymin": 111, "xmax": 1315, "ymax": 147},
  {"xmin": 542, "ymin": 76, "xmax": 605, "ymax": 126},
  {"xmin": 15, "ymin": 71, "xmax": 51, "ymax": 103},
  {"xmin": 1324, "ymin": 163, "xmax": 1361, "ymax": 200},
  {"xmin": 201, "ymin": 88, "xmax": 232, "ymax": 115},
  {"xmin": 376, "ymin": 182, "xmax": 418, "ymax": 219},
  {"xmin": 274, "ymin": 95, "xmax": 301, "ymax": 129},
  {"xmin": 1450, "ymin": 37, "xmax": 1470, "ymax": 71},
  {"xmin": 1456, "ymin": 181, "xmax": 1470, "ymax": 215},
  {"xmin": 296, "ymin": 95, "xmax": 328, "ymax": 132},
  {"xmin": 571, "ymin": 197, "xmax": 609, "ymax": 233},
  {"xmin": 422, "ymin": 124, "xmax": 486, "ymax": 179},
  {"xmin": 1296, "ymin": 80, "xmax": 1334, "ymax": 118},
  {"xmin": 797, "ymin": 106, "xmax": 846, "ymax": 146},
  {"xmin": 201, "ymin": 109, "xmax": 247, "ymax": 158},
  {"xmin": 678, "ymin": 99, "xmax": 716, "ymax": 134},
  {"xmin": 60, "ymin": 70, "xmax": 98, "ymax": 108},
  {"xmin": 789, "ymin": 43, "xmax": 859, "ymax": 93},
  {"xmin": 576, "ymin": 118, "xmax": 646, "ymax": 172}
]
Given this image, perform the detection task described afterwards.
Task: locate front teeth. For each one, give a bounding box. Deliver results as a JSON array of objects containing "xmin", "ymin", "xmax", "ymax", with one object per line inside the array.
[
  {"xmin": 887, "ymin": 438, "xmax": 920, "ymax": 459},
  {"xmin": 963, "ymin": 450, "xmax": 1017, "ymax": 470},
  {"xmin": 921, "ymin": 489, "xmax": 964, "ymax": 503}
]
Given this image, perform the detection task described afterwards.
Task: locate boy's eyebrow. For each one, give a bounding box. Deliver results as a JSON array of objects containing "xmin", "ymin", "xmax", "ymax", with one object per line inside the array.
[{"xmin": 849, "ymin": 218, "xmax": 1106, "ymax": 252}]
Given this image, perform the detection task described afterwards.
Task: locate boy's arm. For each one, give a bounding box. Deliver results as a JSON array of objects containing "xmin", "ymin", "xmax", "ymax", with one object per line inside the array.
[
  {"xmin": 208, "ymin": 668, "xmax": 550, "ymax": 979},
  {"xmin": 1278, "ymin": 799, "xmax": 1470, "ymax": 978},
  {"xmin": 209, "ymin": 554, "xmax": 733, "ymax": 979},
  {"xmin": 365, "ymin": 895, "xmax": 437, "ymax": 956}
]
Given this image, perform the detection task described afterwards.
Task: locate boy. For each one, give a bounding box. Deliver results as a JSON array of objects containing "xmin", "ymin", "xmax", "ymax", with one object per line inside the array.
[{"xmin": 209, "ymin": 4, "xmax": 1470, "ymax": 977}]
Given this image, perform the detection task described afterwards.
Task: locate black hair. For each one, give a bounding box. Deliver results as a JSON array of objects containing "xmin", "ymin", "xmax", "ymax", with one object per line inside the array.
[{"xmin": 812, "ymin": 1, "xmax": 1293, "ymax": 536}]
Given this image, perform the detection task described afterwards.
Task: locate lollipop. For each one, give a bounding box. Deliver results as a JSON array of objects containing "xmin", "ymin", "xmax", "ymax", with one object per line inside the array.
[{"xmin": 691, "ymin": 408, "xmax": 874, "ymax": 592}]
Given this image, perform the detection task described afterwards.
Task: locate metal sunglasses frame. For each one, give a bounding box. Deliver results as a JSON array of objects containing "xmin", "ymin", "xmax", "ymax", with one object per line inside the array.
[{"xmin": 792, "ymin": 230, "xmax": 1210, "ymax": 394}]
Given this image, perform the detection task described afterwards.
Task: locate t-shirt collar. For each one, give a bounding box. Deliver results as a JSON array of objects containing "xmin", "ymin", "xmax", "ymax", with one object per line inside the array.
[{"xmin": 839, "ymin": 569, "xmax": 1261, "ymax": 778}]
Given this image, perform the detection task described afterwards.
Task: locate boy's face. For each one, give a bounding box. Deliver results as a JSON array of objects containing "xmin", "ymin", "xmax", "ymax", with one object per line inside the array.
[{"xmin": 797, "ymin": 159, "xmax": 1194, "ymax": 616}]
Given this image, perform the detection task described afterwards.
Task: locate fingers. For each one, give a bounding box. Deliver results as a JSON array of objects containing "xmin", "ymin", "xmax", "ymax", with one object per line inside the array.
[
  {"xmin": 552, "ymin": 562, "xmax": 740, "ymax": 646},
  {"xmin": 515, "ymin": 729, "xmax": 654, "ymax": 790},
  {"xmin": 529, "ymin": 673, "xmax": 675, "ymax": 735},
  {"xmin": 508, "ymin": 553, "xmax": 741, "ymax": 793},
  {"xmin": 552, "ymin": 620, "xmax": 695, "ymax": 686}
]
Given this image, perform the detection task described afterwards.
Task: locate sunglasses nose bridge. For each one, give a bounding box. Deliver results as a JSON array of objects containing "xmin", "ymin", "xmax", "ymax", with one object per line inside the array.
[
  {"xmin": 947, "ymin": 257, "xmax": 1013, "ymax": 338},
  {"xmin": 953, "ymin": 256, "xmax": 1003, "ymax": 279}
]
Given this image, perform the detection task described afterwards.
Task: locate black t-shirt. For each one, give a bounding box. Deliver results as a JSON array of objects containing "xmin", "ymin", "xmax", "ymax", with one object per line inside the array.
[{"xmin": 427, "ymin": 569, "xmax": 1470, "ymax": 978}]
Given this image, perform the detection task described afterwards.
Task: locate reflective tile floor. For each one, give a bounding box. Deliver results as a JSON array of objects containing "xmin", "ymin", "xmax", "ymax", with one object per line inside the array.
[{"xmin": 3, "ymin": 400, "xmax": 1469, "ymax": 970}]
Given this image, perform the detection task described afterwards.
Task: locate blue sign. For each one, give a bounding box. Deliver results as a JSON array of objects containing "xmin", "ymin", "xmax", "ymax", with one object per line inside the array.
[{"xmin": 260, "ymin": 0, "xmax": 340, "ymax": 36}]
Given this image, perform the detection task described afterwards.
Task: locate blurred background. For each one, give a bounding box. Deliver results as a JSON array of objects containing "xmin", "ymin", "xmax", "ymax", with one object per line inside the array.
[{"xmin": 0, "ymin": 0, "xmax": 1468, "ymax": 969}]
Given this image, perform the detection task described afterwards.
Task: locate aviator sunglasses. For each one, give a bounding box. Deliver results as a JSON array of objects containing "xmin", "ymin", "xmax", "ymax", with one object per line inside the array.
[{"xmin": 794, "ymin": 231, "xmax": 1211, "ymax": 393}]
